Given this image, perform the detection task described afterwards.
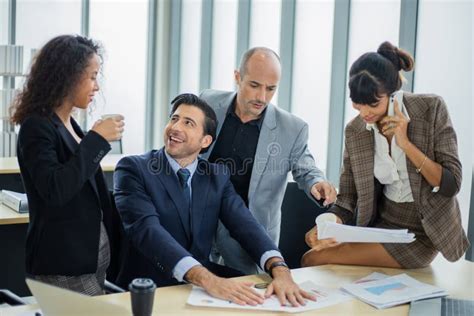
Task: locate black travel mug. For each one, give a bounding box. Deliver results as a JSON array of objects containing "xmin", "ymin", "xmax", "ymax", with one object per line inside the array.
[{"xmin": 129, "ymin": 278, "xmax": 156, "ymax": 316}]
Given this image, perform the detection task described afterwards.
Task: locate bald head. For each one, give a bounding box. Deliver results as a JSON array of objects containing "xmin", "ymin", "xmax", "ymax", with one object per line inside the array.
[
  {"xmin": 238, "ymin": 47, "xmax": 281, "ymax": 78},
  {"xmin": 233, "ymin": 47, "xmax": 281, "ymax": 122}
]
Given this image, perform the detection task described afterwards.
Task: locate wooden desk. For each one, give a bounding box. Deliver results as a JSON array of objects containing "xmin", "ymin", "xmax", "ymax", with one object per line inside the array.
[
  {"xmin": 0, "ymin": 154, "xmax": 124, "ymax": 226},
  {"xmin": 3, "ymin": 256, "xmax": 473, "ymax": 315},
  {"xmin": 0, "ymin": 204, "xmax": 28, "ymax": 225},
  {"xmin": 0, "ymin": 154, "xmax": 123, "ymax": 174}
]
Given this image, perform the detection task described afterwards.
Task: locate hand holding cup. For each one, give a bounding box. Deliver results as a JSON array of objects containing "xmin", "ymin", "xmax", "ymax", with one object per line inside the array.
[
  {"xmin": 305, "ymin": 213, "xmax": 341, "ymax": 250},
  {"xmin": 92, "ymin": 114, "xmax": 125, "ymax": 142}
]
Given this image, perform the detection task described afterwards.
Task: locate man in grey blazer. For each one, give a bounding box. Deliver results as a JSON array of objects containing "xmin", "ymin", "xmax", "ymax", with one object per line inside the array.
[{"xmin": 200, "ymin": 47, "xmax": 337, "ymax": 274}]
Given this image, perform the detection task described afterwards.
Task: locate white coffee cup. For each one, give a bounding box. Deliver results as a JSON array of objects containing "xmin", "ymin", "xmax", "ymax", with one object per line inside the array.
[
  {"xmin": 315, "ymin": 213, "xmax": 337, "ymax": 226},
  {"xmin": 101, "ymin": 114, "xmax": 123, "ymax": 121},
  {"xmin": 315, "ymin": 213, "xmax": 337, "ymax": 240}
]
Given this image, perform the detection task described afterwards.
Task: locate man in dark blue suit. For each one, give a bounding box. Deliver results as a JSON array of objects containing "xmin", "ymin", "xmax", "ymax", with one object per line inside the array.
[{"xmin": 114, "ymin": 94, "xmax": 315, "ymax": 306}]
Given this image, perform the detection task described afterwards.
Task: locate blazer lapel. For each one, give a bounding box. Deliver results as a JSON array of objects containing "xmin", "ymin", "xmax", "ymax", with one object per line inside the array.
[
  {"xmin": 72, "ymin": 118, "xmax": 102, "ymax": 199},
  {"xmin": 153, "ymin": 150, "xmax": 192, "ymax": 241},
  {"xmin": 190, "ymin": 160, "xmax": 210, "ymax": 239},
  {"xmin": 248, "ymin": 104, "xmax": 277, "ymax": 202},
  {"xmin": 349, "ymin": 118, "xmax": 375, "ymax": 226},
  {"xmin": 203, "ymin": 92, "xmax": 236, "ymax": 158},
  {"xmin": 52, "ymin": 113, "xmax": 101, "ymax": 201},
  {"xmin": 51, "ymin": 113, "xmax": 79, "ymax": 154},
  {"xmin": 404, "ymin": 95, "xmax": 429, "ymax": 204}
]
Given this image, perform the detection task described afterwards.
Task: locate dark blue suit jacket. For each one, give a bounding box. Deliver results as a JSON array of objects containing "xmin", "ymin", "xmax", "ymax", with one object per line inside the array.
[{"xmin": 114, "ymin": 148, "xmax": 278, "ymax": 287}]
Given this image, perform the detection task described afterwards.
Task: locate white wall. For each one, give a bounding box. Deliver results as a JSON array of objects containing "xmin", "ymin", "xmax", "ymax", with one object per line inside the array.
[
  {"xmin": 291, "ymin": 0, "xmax": 335, "ymax": 173},
  {"xmin": 0, "ymin": 1, "xmax": 8, "ymax": 44},
  {"xmin": 345, "ymin": 0, "xmax": 401, "ymax": 124},
  {"xmin": 415, "ymin": 0, "xmax": 473, "ymax": 228},
  {"xmin": 88, "ymin": 0, "xmax": 148, "ymax": 155},
  {"xmin": 211, "ymin": 0, "xmax": 238, "ymax": 91},
  {"xmin": 179, "ymin": 0, "xmax": 203, "ymax": 94}
]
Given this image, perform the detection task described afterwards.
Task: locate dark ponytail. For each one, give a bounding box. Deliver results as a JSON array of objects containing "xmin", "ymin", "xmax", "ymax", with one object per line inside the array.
[
  {"xmin": 377, "ymin": 41, "xmax": 414, "ymax": 72},
  {"xmin": 348, "ymin": 41, "xmax": 414, "ymax": 106}
]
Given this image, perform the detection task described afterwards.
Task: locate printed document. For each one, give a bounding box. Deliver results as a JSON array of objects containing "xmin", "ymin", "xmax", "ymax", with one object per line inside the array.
[
  {"xmin": 342, "ymin": 273, "xmax": 447, "ymax": 309},
  {"xmin": 318, "ymin": 222, "xmax": 415, "ymax": 243},
  {"xmin": 187, "ymin": 280, "xmax": 352, "ymax": 313}
]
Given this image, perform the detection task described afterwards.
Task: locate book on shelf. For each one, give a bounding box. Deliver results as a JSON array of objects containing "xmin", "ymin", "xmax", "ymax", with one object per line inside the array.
[{"xmin": 1, "ymin": 190, "xmax": 29, "ymax": 213}]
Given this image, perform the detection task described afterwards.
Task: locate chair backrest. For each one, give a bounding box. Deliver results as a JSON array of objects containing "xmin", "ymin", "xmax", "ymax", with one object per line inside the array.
[
  {"xmin": 109, "ymin": 140, "xmax": 123, "ymax": 154},
  {"xmin": 278, "ymin": 182, "xmax": 327, "ymax": 269},
  {"xmin": 104, "ymin": 190, "xmax": 127, "ymax": 284},
  {"xmin": 0, "ymin": 289, "xmax": 26, "ymax": 306}
]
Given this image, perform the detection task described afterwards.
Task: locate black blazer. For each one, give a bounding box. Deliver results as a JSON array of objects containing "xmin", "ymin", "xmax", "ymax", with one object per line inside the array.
[{"xmin": 17, "ymin": 113, "xmax": 113, "ymax": 276}]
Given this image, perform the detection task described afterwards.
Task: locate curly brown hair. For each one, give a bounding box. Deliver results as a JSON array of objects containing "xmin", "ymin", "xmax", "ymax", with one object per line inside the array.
[{"xmin": 10, "ymin": 35, "xmax": 102, "ymax": 124}]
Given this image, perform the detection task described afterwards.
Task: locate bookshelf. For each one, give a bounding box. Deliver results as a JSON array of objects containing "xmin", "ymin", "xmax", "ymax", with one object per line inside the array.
[{"xmin": 0, "ymin": 44, "xmax": 23, "ymax": 157}]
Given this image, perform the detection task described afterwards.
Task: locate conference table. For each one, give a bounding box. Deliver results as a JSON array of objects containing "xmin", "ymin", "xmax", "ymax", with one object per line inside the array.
[{"xmin": 2, "ymin": 256, "xmax": 473, "ymax": 315}]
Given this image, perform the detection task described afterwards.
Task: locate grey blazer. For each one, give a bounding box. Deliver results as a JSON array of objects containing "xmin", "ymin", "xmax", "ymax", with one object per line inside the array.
[{"xmin": 200, "ymin": 89, "xmax": 326, "ymax": 244}]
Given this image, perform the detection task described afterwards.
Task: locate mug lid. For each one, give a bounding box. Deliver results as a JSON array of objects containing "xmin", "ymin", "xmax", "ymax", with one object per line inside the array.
[{"xmin": 129, "ymin": 278, "xmax": 156, "ymax": 290}]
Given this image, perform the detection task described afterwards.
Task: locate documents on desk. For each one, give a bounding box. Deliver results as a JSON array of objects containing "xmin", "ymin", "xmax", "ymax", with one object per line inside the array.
[
  {"xmin": 1, "ymin": 190, "xmax": 29, "ymax": 213},
  {"xmin": 187, "ymin": 280, "xmax": 352, "ymax": 313},
  {"xmin": 342, "ymin": 272, "xmax": 447, "ymax": 309},
  {"xmin": 318, "ymin": 222, "xmax": 416, "ymax": 243}
]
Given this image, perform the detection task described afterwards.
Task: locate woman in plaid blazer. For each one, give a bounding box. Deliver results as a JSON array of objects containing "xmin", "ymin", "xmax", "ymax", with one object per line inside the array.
[{"xmin": 302, "ymin": 42, "xmax": 469, "ymax": 269}]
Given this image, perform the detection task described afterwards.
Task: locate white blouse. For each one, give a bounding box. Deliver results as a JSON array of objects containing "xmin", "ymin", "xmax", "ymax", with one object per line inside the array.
[{"xmin": 366, "ymin": 96, "xmax": 414, "ymax": 203}]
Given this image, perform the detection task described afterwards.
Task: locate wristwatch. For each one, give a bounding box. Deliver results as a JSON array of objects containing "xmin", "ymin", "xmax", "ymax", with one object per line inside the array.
[{"xmin": 267, "ymin": 261, "xmax": 289, "ymax": 278}]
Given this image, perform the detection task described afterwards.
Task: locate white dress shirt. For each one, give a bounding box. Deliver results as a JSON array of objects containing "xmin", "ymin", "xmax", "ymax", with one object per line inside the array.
[
  {"xmin": 164, "ymin": 151, "xmax": 282, "ymax": 282},
  {"xmin": 366, "ymin": 94, "xmax": 414, "ymax": 203}
]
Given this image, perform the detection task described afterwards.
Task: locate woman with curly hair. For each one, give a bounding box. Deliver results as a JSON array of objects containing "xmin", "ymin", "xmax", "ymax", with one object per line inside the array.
[
  {"xmin": 11, "ymin": 35, "xmax": 124, "ymax": 295},
  {"xmin": 302, "ymin": 41, "xmax": 469, "ymax": 269}
]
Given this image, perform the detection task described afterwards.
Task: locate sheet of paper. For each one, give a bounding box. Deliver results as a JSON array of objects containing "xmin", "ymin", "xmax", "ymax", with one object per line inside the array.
[
  {"xmin": 352, "ymin": 272, "xmax": 389, "ymax": 284},
  {"xmin": 15, "ymin": 308, "xmax": 42, "ymax": 316},
  {"xmin": 187, "ymin": 280, "xmax": 352, "ymax": 313},
  {"xmin": 318, "ymin": 222, "xmax": 415, "ymax": 243},
  {"xmin": 342, "ymin": 273, "xmax": 447, "ymax": 309}
]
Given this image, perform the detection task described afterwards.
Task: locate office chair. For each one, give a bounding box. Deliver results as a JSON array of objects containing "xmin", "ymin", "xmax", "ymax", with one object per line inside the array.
[
  {"xmin": 278, "ymin": 182, "xmax": 328, "ymax": 269},
  {"xmin": 104, "ymin": 280, "xmax": 125, "ymax": 294},
  {"xmin": 0, "ymin": 289, "xmax": 27, "ymax": 306},
  {"xmin": 109, "ymin": 139, "xmax": 123, "ymax": 154},
  {"xmin": 104, "ymin": 190, "xmax": 127, "ymax": 293}
]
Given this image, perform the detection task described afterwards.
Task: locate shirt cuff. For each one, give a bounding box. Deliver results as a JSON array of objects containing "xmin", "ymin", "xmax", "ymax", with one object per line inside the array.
[
  {"xmin": 260, "ymin": 250, "xmax": 283, "ymax": 271},
  {"xmin": 172, "ymin": 256, "xmax": 201, "ymax": 282}
]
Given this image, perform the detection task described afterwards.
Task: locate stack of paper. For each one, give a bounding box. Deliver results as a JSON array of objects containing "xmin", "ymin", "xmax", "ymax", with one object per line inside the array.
[
  {"xmin": 318, "ymin": 222, "xmax": 415, "ymax": 243},
  {"xmin": 187, "ymin": 280, "xmax": 352, "ymax": 313},
  {"xmin": 342, "ymin": 273, "xmax": 447, "ymax": 309},
  {"xmin": 1, "ymin": 190, "xmax": 28, "ymax": 213}
]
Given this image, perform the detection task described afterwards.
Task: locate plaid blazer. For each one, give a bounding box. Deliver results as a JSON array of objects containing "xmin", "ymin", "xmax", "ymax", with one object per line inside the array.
[{"xmin": 330, "ymin": 93, "xmax": 469, "ymax": 261}]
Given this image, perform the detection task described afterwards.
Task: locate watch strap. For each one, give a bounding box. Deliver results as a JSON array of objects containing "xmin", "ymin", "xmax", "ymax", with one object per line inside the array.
[{"xmin": 268, "ymin": 261, "xmax": 289, "ymax": 278}]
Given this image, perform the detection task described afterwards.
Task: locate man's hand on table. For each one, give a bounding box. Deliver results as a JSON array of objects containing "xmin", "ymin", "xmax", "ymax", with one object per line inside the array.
[
  {"xmin": 185, "ymin": 265, "xmax": 264, "ymax": 306},
  {"xmin": 264, "ymin": 258, "xmax": 317, "ymax": 306}
]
